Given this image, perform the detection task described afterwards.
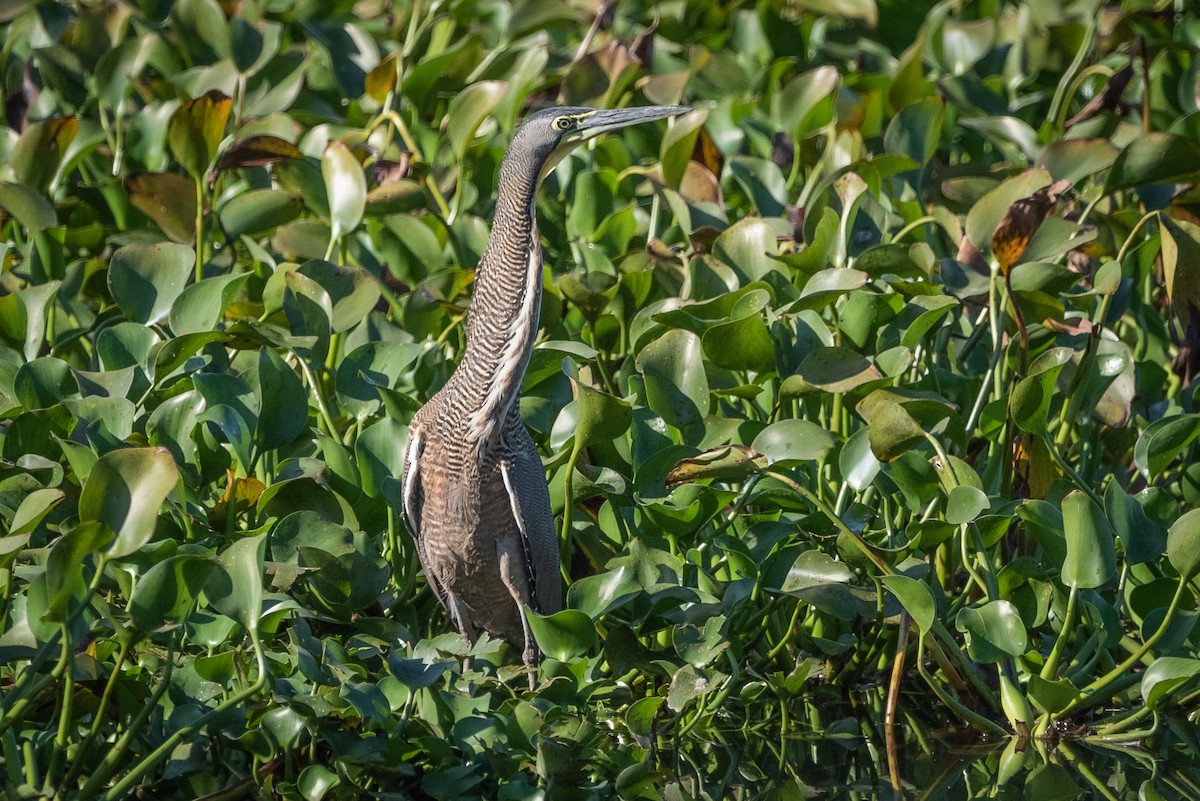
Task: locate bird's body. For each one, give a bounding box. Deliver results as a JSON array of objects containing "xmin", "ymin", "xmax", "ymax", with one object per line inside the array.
[{"xmin": 402, "ymin": 105, "xmax": 688, "ymax": 685}]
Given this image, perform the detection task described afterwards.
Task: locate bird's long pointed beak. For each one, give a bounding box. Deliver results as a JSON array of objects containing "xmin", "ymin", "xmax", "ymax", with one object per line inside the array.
[{"xmin": 569, "ymin": 105, "xmax": 692, "ymax": 140}]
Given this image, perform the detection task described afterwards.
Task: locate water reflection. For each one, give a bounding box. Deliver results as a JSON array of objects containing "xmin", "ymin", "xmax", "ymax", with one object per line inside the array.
[{"xmin": 657, "ymin": 712, "xmax": 1200, "ymax": 800}]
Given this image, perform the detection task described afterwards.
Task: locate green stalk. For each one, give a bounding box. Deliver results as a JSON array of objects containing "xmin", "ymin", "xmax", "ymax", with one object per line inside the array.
[
  {"xmin": 559, "ymin": 436, "xmax": 584, "ymax": 579},
  {"xmin": 94, "ymin": 634, "xmax": 268, "ymax": 801},
  {"xmin": 41, "ymin": 624, "xmax": 76, "ymax": 793},
  {"xmin": 1063, "ymin": 577, "xmax": 1190, "ymax": 716},
  {"xmin": 62, "ymin": 639, "xmax": 132, "ymax": 788},
  {"xmin": 194, "ymin": 178, "xmax": 205, "ymax": 280},
  {"xmin": 1041, "ymin": 584, "xmax": 1079, "ymax": 680},
  {"xmin": 914, "ymin": 633, "xmax": 1007, "ymax": 736}
]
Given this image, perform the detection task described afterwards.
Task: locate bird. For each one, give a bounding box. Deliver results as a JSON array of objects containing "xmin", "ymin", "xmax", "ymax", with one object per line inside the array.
[{"xmin": 401, "ymin": 104, "xmax": 689, "ymax": 688}]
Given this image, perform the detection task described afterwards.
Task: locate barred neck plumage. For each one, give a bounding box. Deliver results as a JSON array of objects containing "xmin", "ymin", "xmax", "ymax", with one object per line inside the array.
[{"xmin": 455, "ymin": 150, "xmax": 544, "ymax": 451}]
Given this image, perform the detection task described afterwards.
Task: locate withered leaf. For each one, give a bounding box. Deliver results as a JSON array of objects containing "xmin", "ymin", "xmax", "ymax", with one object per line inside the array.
[
  {"xmin": 216, "ymin": 134, "xmax": 302, "ymax": 171},
  {"xmin": 991, "ymin": 179, "xmax": 1071, "ymax": 274}
]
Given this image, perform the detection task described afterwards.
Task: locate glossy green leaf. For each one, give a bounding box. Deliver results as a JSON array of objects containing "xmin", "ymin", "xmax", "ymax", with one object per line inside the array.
[
  {"xmin": 884, "ymin": 97, "xmax": 944, "ymax": 166},
  {"xmin": 1104, "ymin": 133, "xmax": 1200, "ymax": 193},
  {"xmin": 955, "ymin": 600, "xmax": 1026, "ymax": 663},
  {"xmin": 1167, "ymin": 508, "xmax": 1200, "ymax": 581},
  {"xmin": 635, "ymin": 329, "xmax": 709, "ymax": 431},
  {"xmin": 1141, "ymin": 657, "xmax": 1200, "ymax": 709},
  {"xmin": 321, "ymin": 140, "xmax": 366, "ymax": 242},
  {"xmin": 1061, "ymin": 490, "xmax": 1116, "ymax": 590},
  {"xmin": 526, "ymin": 608, "xmax": 596, "ymax": 661},
  {"xmin": 207, "ymin": 533, "xmax": 266, "ymax": 633},
  {"xmin": 219, "ymin": 188, "xmax": 303, "ymax": 239},
  {"xmin": 296, "ymin": 259, "xmax": 381, "ymax": 333},
  {"xmin": 79, "ymin": 447, "xmax": 179, "ymax": 559},
  {"xmin": 880, "ymin": 575, "xmax": 936, "ymax": 633},
  {"xmin": 1133, "ymin": 414, "xmax": 1200, "ymax": 479},
  {"xmin": 751, "ymin": 419, "xmax": 836, "ymax": 465},
  {"xmin": 44, "ymin": 522, "xmax": 113, "ymax": 623},
  {"xmin": 447, "ymin": 80, "xmax": 508, "ymax": 160},
  {"xmin": 129, "ymin": 554, "xmax": 215, "ymax": 631},
  {"xmin": 108, "ymin": 242, "xmax": 196, "ymax": 325},
  {"xmin": 256, "ymin": 347, "xmax": 308, "ymax": 450},
  {"xmin": 170, "ymin": 272, "xmax": 249, "ymax": 335},
  {"xmin": 1010, "ymin": 347, "xmax": 1072, "ymax": 435}
]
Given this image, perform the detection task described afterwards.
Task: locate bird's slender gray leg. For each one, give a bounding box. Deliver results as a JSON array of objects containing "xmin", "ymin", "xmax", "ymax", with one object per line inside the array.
[
  {"xmin": 497, "ymin": 538, "xmax": 539, "ymax": 690},
  {"xmin": 445, "ymin": 592, "xmax": 478, "ymax": 673}
]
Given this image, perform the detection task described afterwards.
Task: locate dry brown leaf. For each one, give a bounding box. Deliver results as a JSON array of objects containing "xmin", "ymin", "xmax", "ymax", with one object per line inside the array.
[{"xmin": 991, "ymin": 179, "xmax": 1071, "ymax": 274}]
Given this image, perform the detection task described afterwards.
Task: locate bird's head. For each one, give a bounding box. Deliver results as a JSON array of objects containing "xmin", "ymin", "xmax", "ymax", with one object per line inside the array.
[{"xmin": 511, "ymin": 105, "xmax": 691, "ymax": 181}]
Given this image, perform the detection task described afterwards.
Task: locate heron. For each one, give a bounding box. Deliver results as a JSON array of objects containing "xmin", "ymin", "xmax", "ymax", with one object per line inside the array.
[{"xmin": 402, "ymin": 104, "xmax": 690, "ymax": 688}]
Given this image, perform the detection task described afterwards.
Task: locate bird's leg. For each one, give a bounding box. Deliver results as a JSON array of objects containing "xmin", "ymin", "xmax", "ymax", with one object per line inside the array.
[
  {"xmin": 446, "ymin": 593, "xmax": 478, "ymax": 674},
  {"xmin": 497, "ymin": 538, "xmax": 540, "ymax": 691}
]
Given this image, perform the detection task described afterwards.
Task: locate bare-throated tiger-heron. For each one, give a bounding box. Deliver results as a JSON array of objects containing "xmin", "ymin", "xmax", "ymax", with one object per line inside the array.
[{"xmin": 402, "ymin": 105, "xmax": 689, "ymax": 687}]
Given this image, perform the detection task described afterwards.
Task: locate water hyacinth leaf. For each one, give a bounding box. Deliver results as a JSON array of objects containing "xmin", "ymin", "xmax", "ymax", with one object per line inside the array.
[
  {"xmin": 446, "ymin": 80, "xmax": 508, "ymax": 161},
  {"xmin": 945, "ymin": 485, "xmax": 989, "ymax": 524},
  {"xmin": 298, "ymin": 765, "xmax": 340, "ymax": 801},
  {"xmin": 0, "ymin": 182, "xmax": 58, "ymax": 231},
  {"xmin": 356, "ymin": 417, "xmax": 408, "ymax": 499},
  {"xmin": 797, "ymin": 347, "xmax": 882, "ymax": 393},
  {"xmin": 168, "ymin": 90, "xmax": 232, "ymax": 180},
  {"xmin": 296, "ymin": 260, "xmax": 380, "ymax": 333},
  {"xmin": 216, "ymin": 134, "xmax": 301, "ymax": 170},
  {"xmin": 839, "ymin": 428, "xmax": 880, "ymax": 491},
  {"xmin": 108, "ymin": 242, "xmax": 196, "ymax": 325},
  {"xmin": 991, "ymin": 181, "xmax": 1070, "ymax": 274},
  {"xmin": 336, "ymin": 342, "xmax": 419, "ymax": 419},
  {"xmin": 659, "ymin": 107, "xmax": 708, "ymax": 188},
  {"xmin": 321, "ymin": 140, "xmax": 367, "ymax": 242},
  {"xmin": 1140, "ymin": 657, "xmax": 1200, "ymax": 709},
  {"xmin": 1133, "ymin": 415, "xmax": 1200, "ymax": 479},
  {"xmin": 128, "ymin": 554, "xmax": 215, "ymax": 631},
  {"xmin": 1026, "ymin": 675, "xmax": 1078, "ymax": 715},
  {"xmin": 864, "ymin": 399, "xmax": 924, "ymax": 462},
  {"xmin": 773, "ymin": 65, "xmax": 839, "ymax": 138},
  {"xmin": 712, "ymin": 218, "xmax": 782, "ymax": 284},
  {"xmin": 44, "ymin": 522, "xmax": 113, "ymax": 623},
  {"xmin": 701, "ymin": 313, "xmax": 776, "ymax": 373},
  {"xmin": 125, "ymin": 172, "xmax": 198, "ymax": 243},
  {"xmin": 387, "ymin": 652, "xmax": 455, "ymax": 689},
  {"xmin": 880, "ymin": 575, "xmax": 936, "ymax": 632},
  {"xmin": 257, "ymin": 348, "xmax": 308, "ymax": 450},
  {"xmin": 751, "ymin": 420, "xmax": 836, "ymax": 465},
  {"xmin": 1061, "ymin": 490, "xmax": 1116, "ymax": 590},
  {"xmin": 571, "ymin": 381, "xmax": 632, "ymax": 448},
  {"xmin": 1167, "ymin": 509, "xmax": 1200, "ymax": 581},
  {"xmin": 0, "ymin": 280, "xmax": 58, "ymax": 361},
  {"xmin": 14, "ymin": 357, "xmax": 79, "ymax": 410},
  {"xmin": 11, "ymin": 117, "xmax": 77, "ymax": 193},
  {"xmin": 526, "ymin": 608, "xmax": 596, "ymax": 661},
  {"xmin": 171, "ymin": 272, "xmax": 249, "ymax": 335},
  {"xmin": 219, "ymin": 189, "xmax": 303, "ymax": 239},
  {"xmin": 792, "ymin": 269, "xmax": 869, "ymax": 312},
  {"xmin": 1010, "ymin": 347, "xmax": 1073, "ymax": 435},
  {"xmin": 79, "ymin": 447, "xmax": 179, "ymax": 559},
  {"xmin": 1104, "ymin": 133, "xmax": 1200, "ymax": 193},
  {"xmin": 208, "ymin": 533, "xmax": 266, "ymax": 633},
  {"xmin": 567, "ymin": 565, "xmax": 640, "ymax": 619},
  {"xmin": 1159, "ymin": 215, "xmax": 1200, "ymax": 315},
  {"xmin": 1105, "ymin": 482, "xmax": 1166, "ymax": 565},
  {"xmin": 635, "ymin": 329, "xmax": 708, "ymax": 431},
  {"xmin": 884, "ymin": 97, "xmax": 944, "ymax": 167},
  {"xmin": 964, "ymin": 170, "xmax": 1052, "ymax": 263},
  {"xmin": 8, "ymin": 488, "xmax": 65, "ymax": 537},
  {"xmin": 956, "ymin": 600, "xmax": 1026, "ymax": 663}
]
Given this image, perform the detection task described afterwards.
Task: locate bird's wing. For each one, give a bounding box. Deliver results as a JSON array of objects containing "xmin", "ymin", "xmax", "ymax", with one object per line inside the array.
[
  {"xmin": 401, "ymin": 427, "xmax": 424, "ymax": 543},
  {"xmin": 501, "ymin": 417, "xmax": 562, "ymax": 615}
]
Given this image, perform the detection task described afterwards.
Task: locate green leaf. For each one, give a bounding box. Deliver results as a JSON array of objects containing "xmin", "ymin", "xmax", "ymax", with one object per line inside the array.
[
  {"xmin": 773, "ymin": 66, "xmax": 839, "ymax": 138},
  {"xmin": 955, "ymin": 600, "xmax": 1026, "ymax": 663},
  {"xmin": 1167, "ymin": 508, "xmax": 1200, "ymax": 581},
  {"xmin": 298, "ymin": 764, "xmax": 340, "ymax": 801},
  {"xmin": 701, "ymin": 313, "xmax": 776, "ymax": 373},
  {"xmin": 256, "ymin": 348, "xmax": 308, "ymax": 450},
  {"xmin": 0, "ymin": 182, "xmax": 58, "ymax": 231},
  {"xmin": 14, "ymin": 357, "xmax": 79, "ymax": 411},
  {"xmin": 219, "ymin": 188, "xmax": 303, "ymax": 238},
  {"xmin": 216, "ymin": 134, "xmax": 302, "ymax": 170},
  {"xmin": 839, "ymin": 428, "xmax": 881, "ymax": 491},
  {"xmin": 446, "ymin": 80, "xmax": 508, "ymax": 161},
  {"xmin": 864, "ymin": 398, "xmax": 924, "ymax": 462},
  {"xmin": 1133, "ymin": 414, "xmax": 1200, "ymax": 479},
  {"xmin": 526, "ymin": 608, "xmax": 596, "ymax": 661},
  {"xmin": 356, "ymin": 417, "xmax": 408, "ymax": 499},
  {"xmin": 945, "ymin": 485, "xmax": 988, "ymax": 524},
  {"xmin": 1010, "ymin": 347, "xmax": 1072, "ymax": 435},
  {"xmin": 659, "ymin": 107, "xmax": 708, "ymax": 188},
  {"xmin": 1104, "ymin": 133, "xmax": 1200, "ymax": 193},
  {"xmin": 208, "ymin": 533, "xmax": 266, "ymax": 633},
  {"xmin": 1060, "ymin": 490, "xmax": 1116, "ymax": 590},
  {"xmin": 0, "ymin": 280, "xmax": 59, "ymax": 361},
  {"xmin": 296, "ymin": 259, "xmax": 381, "ymax": 333},
  {"xmin": 128, "ymin": 554, "xmax": 215, "ymax": 631},
  {"xmin": 884, "ymin": 97, "xmax": 944, "ymax": 167},
  {"xmin": 1159, "ymin": 215, "xmax": 1200, "ymax": 315},
  {"xmin": 880, "ymin": 575, "xmax": 936, "ymax": 632},
  {"xmin": 1105, "ymin": 481, "xmax": 1166, "ymax": 566},
  {"xmin": 1141, "ymin": 657, "xmax": 1200, "ymax": 710},
  {"xmin": 335, "ymin": 341, "xmax": 419, "ymax": 419},
  {"xmin": 44, "ymin": 522, "xmax": 113, "ymax": 623},
  {"xmin": 170, "ymin": 272, "xmax": 249, "ymax": 335},
  {"xmin": 108, "ymin": 242, "xmax": 196, "ymax": 325},
  {"xmin": 321, "ymin": 140, "xmax": 366, "ymax": 243},
  {"xmin": 8, "ymin": 488, "xmax": 65, "ymax": 537},
  {"xmin": 751, "ymin": 419, "xmax": 836, "ymax": 465},
  {"xmin": 796, "ymin": 347, "xmax": 882, "ymax": 393},
  {"xmin": 635, "ymin": 329, "xmax": 709, "ymax": 431},
  {"xmin": 80, "ymin": 447, "xmax": 180, "ymax": 559}
]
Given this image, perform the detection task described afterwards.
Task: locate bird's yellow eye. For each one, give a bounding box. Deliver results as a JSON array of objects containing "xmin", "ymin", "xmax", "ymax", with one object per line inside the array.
[{"xmin": 554, "ymin": 117, "xmax": 572, "ymax": 131}]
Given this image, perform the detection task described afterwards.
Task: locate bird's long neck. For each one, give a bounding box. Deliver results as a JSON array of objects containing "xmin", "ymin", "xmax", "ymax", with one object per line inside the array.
[{"xmin": 456, "ymin": 153, "xmax": 544, "ymax": 450}]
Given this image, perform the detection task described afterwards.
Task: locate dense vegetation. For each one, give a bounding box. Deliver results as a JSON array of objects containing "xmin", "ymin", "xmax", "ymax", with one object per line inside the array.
[{"xmin": 2, "ymin": 0, "xmax": 1200, "ymax": 798}]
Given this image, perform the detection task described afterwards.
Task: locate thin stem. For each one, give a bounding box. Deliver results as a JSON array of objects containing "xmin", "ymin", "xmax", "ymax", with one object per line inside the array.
[{"xmin": 1041, "ymin": 584, "xmax": 1079, "ymax": 680}]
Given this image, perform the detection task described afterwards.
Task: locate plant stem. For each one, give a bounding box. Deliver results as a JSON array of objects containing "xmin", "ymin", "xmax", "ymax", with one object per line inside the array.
[{"xmin": 1041, "ymin": 584, "xmax": 1079, "ymax": 680}]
